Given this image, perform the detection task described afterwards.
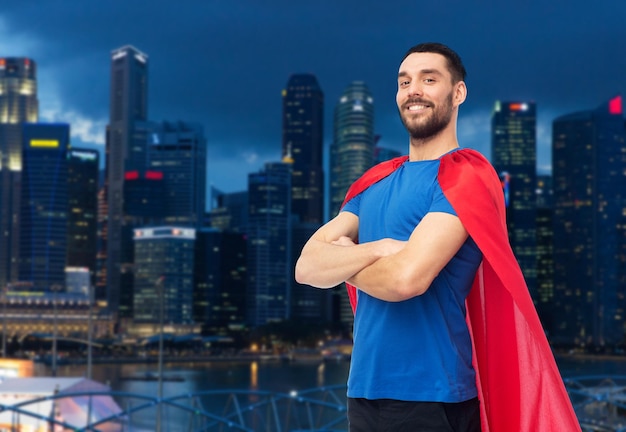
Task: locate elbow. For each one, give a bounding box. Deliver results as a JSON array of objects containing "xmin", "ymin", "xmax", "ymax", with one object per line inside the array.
[
  {"xmin": 294, "ymin": 260, "xmax": 308, "ymax": 285},
  {"xmin": 390, "ymin": 273, "xmax": 431, "ymax": 301},
  {"xmin": 294, "ymin": 258, "xmax": 320, "ymax": 287}
]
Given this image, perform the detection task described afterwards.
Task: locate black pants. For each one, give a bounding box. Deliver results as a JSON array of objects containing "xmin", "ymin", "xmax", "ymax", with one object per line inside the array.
[{"xmin": 347, "ymin": 397, "xmax": 481, "ymax": 432}]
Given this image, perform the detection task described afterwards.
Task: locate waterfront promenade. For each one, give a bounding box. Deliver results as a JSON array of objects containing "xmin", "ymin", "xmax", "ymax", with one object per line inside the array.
[{"xmin": 3, "ymin": 353, "xmax": 626, "ymax": 430}]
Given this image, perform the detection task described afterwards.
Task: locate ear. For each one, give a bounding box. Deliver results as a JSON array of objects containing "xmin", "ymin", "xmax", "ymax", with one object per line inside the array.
[{"xmin": 453, "ymin": 81, "xmax": 467, "ymax": 107}]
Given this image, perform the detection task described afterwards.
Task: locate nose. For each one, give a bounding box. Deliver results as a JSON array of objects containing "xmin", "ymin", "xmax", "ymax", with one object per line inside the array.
[{"xmin": 406, "ymin": 80, "xmax": 423, "ymax": 97}]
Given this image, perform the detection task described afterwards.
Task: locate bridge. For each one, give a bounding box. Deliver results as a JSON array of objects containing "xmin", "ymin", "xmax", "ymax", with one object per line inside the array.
[{"xmin": 1, "ymin": 376, "xmax": 626, "ymax": 431}]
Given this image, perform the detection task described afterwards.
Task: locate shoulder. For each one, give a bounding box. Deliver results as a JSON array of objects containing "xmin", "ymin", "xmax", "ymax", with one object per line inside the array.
[
  {"xmin": 342, "ymin": 155, "xmax": 409, "ymax": 208},
  {"xmin": 438, "ymin": 148, "xmax": 507, "ymax": 228},
  {"xmin": 438, "ymin": 148, "xmax": 501, "ymax": 193}
]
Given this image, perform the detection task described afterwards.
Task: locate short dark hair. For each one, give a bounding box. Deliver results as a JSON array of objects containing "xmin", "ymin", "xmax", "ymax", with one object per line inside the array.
[{"xmin": 402, "ymin": 42, "xmax": 467, "ymax": 83}]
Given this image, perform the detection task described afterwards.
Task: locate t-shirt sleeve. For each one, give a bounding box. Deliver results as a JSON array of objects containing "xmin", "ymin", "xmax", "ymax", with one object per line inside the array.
[
  {"xmin": 341, "ymin": 193, "xmax": 361, "ymax": 217},
  {"xmin": 430, "ymin": 181, "xmax": 457, "ymax": 216}
]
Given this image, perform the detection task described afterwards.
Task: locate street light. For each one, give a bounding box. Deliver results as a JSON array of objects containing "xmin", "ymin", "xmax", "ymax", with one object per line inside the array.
[
  {"xmin": 156, "ymin": 276, "xmax": 165, "ymax": 432},
  {"xmin": 2, "ymin": 284, "xmax": 8, "ymax": 358},
  {"xmin": 87, "ymin": 284, "xmax": 93, "ymax": 381},
  {"xmin": 86, "ymin": 284, "xmax": 93, "ymax": 431},
  {"xmin": 51, "ymin": 284, "xmax": 62, "ymax": 377}
]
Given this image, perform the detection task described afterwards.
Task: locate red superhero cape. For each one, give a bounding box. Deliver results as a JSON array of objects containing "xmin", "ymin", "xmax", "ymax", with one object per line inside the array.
[{"xmin": 341, "ymin": 148, "xmax": 580, "ymax": 432}]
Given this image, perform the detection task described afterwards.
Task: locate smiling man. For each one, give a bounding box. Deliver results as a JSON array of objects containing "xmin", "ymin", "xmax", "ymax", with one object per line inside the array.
[{"xmin": 295, "ymin": 43, "xmax": 580, "ymax": 431}]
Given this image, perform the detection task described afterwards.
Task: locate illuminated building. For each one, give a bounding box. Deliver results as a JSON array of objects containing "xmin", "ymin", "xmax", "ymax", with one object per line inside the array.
[
  {"xmin": 329, "ymin": 81, "xmax": 375, "ymax": 219},
  {"xmin": 143, "ymin": 120, "xmax": 207, "ymax": 227},
  {"xmin": 329, "ymin": 81, "xmax": 375, "ymax": 325},
  {"xmin": 18, "ymin": 123, "xmax": 69, "ymax": 290},
  {"xmin": 105, "ymin": 45, "xmax": 148, "ymax": 317},
  {"xmin": 67, "ymin": 149, "xmax": 99, "ymax": 281},
  {"xmin": 0, "ymin": 57, "xmax": 38, "ymax": 124},
  {"xmin": 0, "ymin": 57, "xmax": 39, "ymax": 288},
  {"xmin": 194, "ymin": 228, "xmax": 247, "ymax": 334},
  {"xmin": 492, "ymin": 101, "xmax": 537, "ymax": 299},
  {"xmin": 247, "ymin": 161, "xmax": 291, "ymax": 326},
  {"xmin": 536, "ymin": 175, "xmax": 554, "ymax": 333},
  {"xmin": 207, "ymin": 191, "xmax": 248, "ymax": 233},
  {"xmin": 551, "ymin": 96, "xmax": 626, "ymax": 348},
  {"xmin": 282, "ymin": 74, "xmax": 324, "ymax": 224},
  {"xmin": 2, "ymin": 290, "xmax": 113, "ymax": 347},
  {"xmin": 132, "ymin": 227, "xmax": 197, "ymax": 334}
]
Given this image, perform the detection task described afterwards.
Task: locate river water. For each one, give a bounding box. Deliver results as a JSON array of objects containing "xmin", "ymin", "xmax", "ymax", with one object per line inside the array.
[
  {"xmin": 38, "ymin": 354, "xmax": 626, "ymax": 394},
  {"xmin": 31, "ymin": 354, "xmax": 626, "ymax": 430}
]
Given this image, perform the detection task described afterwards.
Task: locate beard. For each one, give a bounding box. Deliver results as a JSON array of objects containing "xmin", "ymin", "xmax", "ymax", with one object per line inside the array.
[{"xmin": 399, "ymin": 92, "xmax": 454, "ymax": 140}]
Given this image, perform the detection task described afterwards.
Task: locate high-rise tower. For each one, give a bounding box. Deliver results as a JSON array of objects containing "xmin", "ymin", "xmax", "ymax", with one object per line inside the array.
[
  {"xmin": 144, "ymin": 120, "xmax": 207, "ymax": 227},
  {"xmin": 0, "ymin": 57, "xmax": 39, "ymax": 287},
  {"xmin": 19, "ymin": 123, "xmax": 70, "ymax": 290},
  {"xmin": 329, "ymin": 81, "xmax": 375, "ymax": 325},
  {"xmin": 247, "ymin": 161, "xmax": 292, "ymax": 327},
  {"xmin": 329, "ymin": 81, "xmax": 375, "ymax": 219},
  {"xmin": 282, "ymin": 74, "xmax": 324, "ymax": 224},
  {"xmin": 105, "ymin": 45, "xmax": 149, "ymax": 315},
  {"xmin": 67, "ymin": 149, "xmax": 99, "ymax": 283},
  {"xmin": 551, "ymin": 96, "xmax": 626, "ymax": 348},
  {"xmin": 491, "ymin": 101, "xmax": 537, "ymax": 299}
]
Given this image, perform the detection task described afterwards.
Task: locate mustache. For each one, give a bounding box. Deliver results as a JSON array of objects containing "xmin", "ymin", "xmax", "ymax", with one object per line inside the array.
[{"xmin": 402, "ymin": 98, "xmax": 432, "ymax": 109}]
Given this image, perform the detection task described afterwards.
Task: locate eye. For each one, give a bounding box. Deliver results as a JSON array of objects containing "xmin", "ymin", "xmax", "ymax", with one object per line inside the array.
[
  {"xmin": 399, "ymin": 79, "xmax": 410, "ymax": 87},
  {"xmin": 424, "ymin": 78, "xmax": 436, "ymax": 83}
]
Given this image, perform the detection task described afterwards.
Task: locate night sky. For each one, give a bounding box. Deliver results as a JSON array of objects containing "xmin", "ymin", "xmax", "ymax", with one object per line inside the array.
[{"xmin": 1, "ymin": 1, "xmax": 625, "ymax": 194}]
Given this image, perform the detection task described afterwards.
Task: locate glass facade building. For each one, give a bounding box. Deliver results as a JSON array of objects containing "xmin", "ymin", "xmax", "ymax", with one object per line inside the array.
[
  {"xmin": 0, "ymin": 57, "xmax": 39, "ymax": 288},
  {"xmin": 133, "ymin": 226, "xmax": 196, "ymax": 325},
  {"xmin": 194, "ymin": 229, "xmax": 247, "ymax": 335},
  {"xmin": 19, "ymin": 123, "xmax": 70, "ymax": 290},
  {"xmin": 282, "ymin": 74, "xmax": 324, "ymax": 224},
  {"xmin": 551, "ymin": 96, "xmax": 626, "ymax": 348},
  {"xmin": 247, "ymin": 161, "xmax": 291, "ymax": 327},
  {"xmin": 329, "ymin": 81, "xmax": 375, "ymax": 219},
  {"xmin": 67, "ymin": 149, "xmax": 99, "ymax": 282},
  {"xmin": 143, "ymin": 120, "xmax": 207, "ymax": 227},
  {"xmin": 492, "ymin": 101, "xmax": 538, "ymax": 299},
  {"xmin": 106, "ymin": 45, "xmax": 149, "ymax": 315}
]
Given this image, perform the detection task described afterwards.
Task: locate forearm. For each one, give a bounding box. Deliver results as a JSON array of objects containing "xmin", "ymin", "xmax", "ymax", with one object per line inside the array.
[
  {"xmin": 348, "ymin": 253, "xmax": 431, "ymax": 301},
  {"xmin": 295, "ymin": 239, "xmax": 390, "ymax": 288}
]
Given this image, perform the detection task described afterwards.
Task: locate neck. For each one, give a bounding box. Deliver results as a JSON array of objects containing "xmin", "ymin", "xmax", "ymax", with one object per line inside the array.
[{"xmin": 408, "ymin": 130, "xmax": 459, "ymax": 161}]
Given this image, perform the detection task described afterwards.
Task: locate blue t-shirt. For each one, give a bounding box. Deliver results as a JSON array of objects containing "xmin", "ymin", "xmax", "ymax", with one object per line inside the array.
[{"xmin": 342, "ymin": 157, "xmax": 482, "ymax": 403}]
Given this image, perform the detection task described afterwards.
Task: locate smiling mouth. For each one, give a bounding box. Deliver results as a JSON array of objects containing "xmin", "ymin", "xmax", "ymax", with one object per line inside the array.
[{"xmin": 407, "ymin": 104, "xmax": 429, "ymax": 112}]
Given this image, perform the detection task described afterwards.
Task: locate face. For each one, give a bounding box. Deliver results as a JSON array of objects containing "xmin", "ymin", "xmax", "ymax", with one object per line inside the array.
[{"xmin": 396, "ymin": 52, "xmax": 462, "ymax": 140}]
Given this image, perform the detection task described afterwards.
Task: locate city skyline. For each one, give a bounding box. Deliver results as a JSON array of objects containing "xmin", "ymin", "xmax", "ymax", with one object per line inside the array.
[{"xmin": 0, "ymin": 2, "xmax": 625, "ymax": 194}]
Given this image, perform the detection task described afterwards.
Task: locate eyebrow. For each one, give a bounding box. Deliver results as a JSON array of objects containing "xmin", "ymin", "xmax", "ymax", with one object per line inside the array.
[{"xmin": 397, "ymin": 68, "xmax": 445, "ymax": 79}]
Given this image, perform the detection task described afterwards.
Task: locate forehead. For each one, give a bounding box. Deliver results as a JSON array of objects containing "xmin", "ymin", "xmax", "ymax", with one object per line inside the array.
[{"xmin": 398, "ymin": 52, "xmax": 450, "ymax": 77}]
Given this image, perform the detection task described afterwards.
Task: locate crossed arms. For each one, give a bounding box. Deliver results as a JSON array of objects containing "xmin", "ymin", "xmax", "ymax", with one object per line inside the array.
[{"xmin": 295, "ymin": 210, "xmax": 469, "ymax": 302}]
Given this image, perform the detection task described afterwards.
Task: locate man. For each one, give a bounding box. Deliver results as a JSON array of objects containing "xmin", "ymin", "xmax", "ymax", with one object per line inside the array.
[{"xmin": 295, "ymin": 43, "xmax": 580, "ymax": 431}]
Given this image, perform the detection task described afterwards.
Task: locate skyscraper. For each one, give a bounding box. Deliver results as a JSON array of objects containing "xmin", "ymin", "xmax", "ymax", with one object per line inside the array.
[
  {"xmin": 105, "ymin": 45, "xmax": 148, "ymax": 315},
  {"xmin": 536, "ymin": 175, "xmax": 554, "ymax": 334},
  {"xmin": 19, "ymin": 123, "xmax": 70, "ymax": 290},
  {"xmin": 247, "ymin": 160, "xmax": 292, "ymax": 327},
  {"xmin": 491, "ymin": 101, "xmax": 537, "ymax": 298},
  {"xmin": 207, "ymin": 191, "xmax": 248, "ymax": 233},
  {"xmin": 282, "ymin": 74, "xmax": 324, "ymax": 224},
  {"xmin": 552, "ymin": 96, "xmax": 626, "ymax": 348},
  {"xmin": 144, "ymin": 120, "xmax": 207, "ymax": 227},
  {"xmin": 194, "ymin": 228, "xmax": 247, "ymax": 335},
  {"xmin": 133, "ymin": 227, "xmax": 196, "ymax": 328},
  {"xmin": 0, "ymin": 58, "xmax": 38, "ymax": 123},
  {"xmin": 0, "ymin": 57, "xmax": 39, "ymax": 287},
  {"xmin": 329, "ymin": 81, "xmax": 375, "ymax": 219},
  {"xmin": 67, "ymin": 148, "xmax": 99, "ymax": 282},
  {"xmin": 329, "ymin": 82, "xmax": 375, "ymax": 325}
]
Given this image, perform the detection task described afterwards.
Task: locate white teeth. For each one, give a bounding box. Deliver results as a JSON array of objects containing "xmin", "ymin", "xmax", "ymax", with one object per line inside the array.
[{"xmin": 408, "ymin": 105, "xmax": 427, "ymax": 111}]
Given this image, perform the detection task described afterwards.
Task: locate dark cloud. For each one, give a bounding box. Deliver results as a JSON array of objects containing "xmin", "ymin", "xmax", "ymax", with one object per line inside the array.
[{"xmin": 2, "ymin": 0, "xmax": 625, "ymax": 191}]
